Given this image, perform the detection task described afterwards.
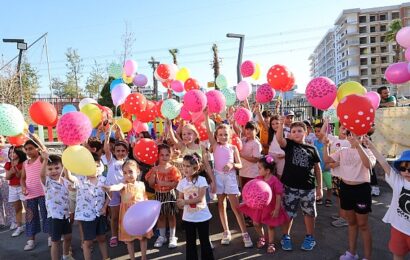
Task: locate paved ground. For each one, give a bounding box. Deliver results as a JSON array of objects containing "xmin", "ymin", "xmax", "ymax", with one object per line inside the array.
[{"xmin": 0, "ymin": 178, "xmax": 400, "ymax": 260}]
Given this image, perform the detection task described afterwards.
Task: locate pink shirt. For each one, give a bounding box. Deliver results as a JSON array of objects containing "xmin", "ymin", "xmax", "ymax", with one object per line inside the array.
[
  {"xmin": 214, "ymin": 144, "xmax": 234, "ymax": 173},
  {"xmin": 24, "ymin": 157, "xmax": 45, "ymax": 199},
  {"xmin": 239, "ymin": 138, "xmax": 262, "ymax": 178}
]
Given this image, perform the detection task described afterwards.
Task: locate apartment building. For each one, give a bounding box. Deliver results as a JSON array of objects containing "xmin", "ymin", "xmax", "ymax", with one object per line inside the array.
[{"xmin": 309, "ymin": 29, "xmax": 336, "ymax": 83}]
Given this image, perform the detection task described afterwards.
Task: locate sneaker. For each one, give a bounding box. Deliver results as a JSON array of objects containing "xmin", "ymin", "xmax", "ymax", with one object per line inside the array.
[
  {"xmin": 371, "ymin": 186, "xmax": 380, "ymax": 196},
  {"xmin": 210, "ymin": 240, "xmax": 215, "ymax": 249},
  {"xmin": 12, "ymin": 226, "xmax": 24, "ymax": 237},
  {"xmin": 316, "ymin": 199, "xmax": 323, "ymax": 205},
  {"xmin": 280, "ymin": 235, "xmax": 293, "ymax": 251},
  {"xmin": 221, "ymin": 231, "xmax": 231, "ymax": 245},
  {"xmin": 9, "ymin": 222, "xmax": 18, "ymax": 230},
  {"xmin": 339, "ymin": 250, "xmax": 359, "ymax": 260},
  {"xmin": 109, "ymin": 236, "xmax": 118, "ymax": 248},
  {"xmin": 325, "ymin": 199, "xmax": 333, "ymax": 207},
  {"xmin": 331, "ymin": 214, "xmax": 340, "ymax": 220},
  {"xmin": 242, "ymin": 233, "xmax": 253, "ymax": 248},
  {"xmin": 62, "ymin": 255, "xmax": 76, "ymax": 260},
  {"xmin": 48, "ymin": 237, "xmax": 52, "ymax": 247},
  {"xmin": 154, "ymin": 236, "xmax": 167, "ymax": 248},
  {"xmin": 301, "ymin": 235, "xmax": 316, "ymax": 251},
  {"xmin": 24, "ymin": 240, "xmax": 35, "ymax": 251},
  {"xmin": 332, "ymin": 217, "xmax": 348, "ymax": 227},
  {"xmin": 168, "ymin": 237, "xmax": 178, "ymax": 248}
]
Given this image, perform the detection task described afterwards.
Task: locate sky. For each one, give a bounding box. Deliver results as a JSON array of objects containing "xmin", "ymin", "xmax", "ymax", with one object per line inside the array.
[{"xmin": 0, "ymin": 0, "xmax": 407, "ymax": 96}]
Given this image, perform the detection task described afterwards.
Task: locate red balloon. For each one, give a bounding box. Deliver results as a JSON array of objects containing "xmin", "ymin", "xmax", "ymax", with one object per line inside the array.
[
  {"xmin": 337, "ymin": 94, "xmax": 375, "ymax": 136},
  {"xmin": 135, "ymin": 101, "xmax": 156, "ymax": 123},
  {"xmin": 161, "ymin": 80, "xmax": 171, "ymax": 89},
  {"xmin": 8, "ymin": 134, "xmax": 28, "ymax": 146},
  {"xmin": 123, "ymin": 93, "xmax": 147, "ymax": 115},
  {"xmin": 156, "ymin": 64, "xmax": 171, "ymax": 80},
  {"xmin": 267, "ymin": 65, "xmax": 293, "ymax": 92},
  {"xmin": 282, "ymin": 72, "xmax": 295, "ymax": 92},
  {"xmin": 133, "ymin": 138, "xmax": 158, "ymax": 165},
  {"xmin": 231, "ymin": 134, "xmax": 243, "ymax": 151},
  {"xmin": 29, "ymin": 101, "xmax": 58, "ymax": 127},
  {"xmin": 184, "ymin": 78, "xmax": 200, "ymax": 91},
  {"xmin": 194, "ymin": 122, "xmax": 208, "ymax": 141}
]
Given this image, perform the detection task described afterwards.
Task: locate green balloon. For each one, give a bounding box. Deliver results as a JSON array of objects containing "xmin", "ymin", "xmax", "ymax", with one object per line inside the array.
[
  {"xmin": 0, "ymin": 104, "xmax": 25, "ymax": 136},
  {"xmin": 220, "ymin": 87, "xmax": 236, "ymax": 106},
  {"xmin": 108, "ymin": 63, "xmax": 123, "ymax": 78},
  {"xmin": 216, "ymin": 74, "xmax": 228, "ymax": 89},
  {"xmin": 161, "ymin": 99, "xmax": 181, "ymax": 120},
  {"xmin": 323, "ymin": 108, "xmax": 338, "ymax": 123}
]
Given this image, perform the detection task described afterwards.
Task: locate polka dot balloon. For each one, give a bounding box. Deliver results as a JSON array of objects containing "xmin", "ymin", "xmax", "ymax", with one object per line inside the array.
[
  {"xmin": 133, "ymin": 138, "xmax": 158, "ymax": 165},
  {"xmin": 123, "ymin": 93, "xmax": 147, "ymax": 115},
  {"xmin": 256, "ymin": 83, "xmax": 275, "ymax": 104}
]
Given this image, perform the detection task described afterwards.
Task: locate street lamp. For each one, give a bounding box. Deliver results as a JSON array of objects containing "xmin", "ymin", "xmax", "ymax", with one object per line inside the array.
[{"xmin": 226, "ymin": 33, "xmax": 245, "ymax": 83}]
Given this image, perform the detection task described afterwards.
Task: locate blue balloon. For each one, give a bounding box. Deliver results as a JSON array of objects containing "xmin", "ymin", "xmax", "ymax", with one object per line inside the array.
[
  {"xmin": 90, "ymin": 129, "xmax": 115, "ymax": 141},
  {"xmin": 62, "ymin": 104, "xmax": 77, "ymax": 115},
  {"xmin": 110, "ymin": 78, "xmax": 124, "ymax": 92}
]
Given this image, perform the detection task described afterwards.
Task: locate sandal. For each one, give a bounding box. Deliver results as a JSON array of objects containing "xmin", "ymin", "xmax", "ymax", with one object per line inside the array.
[
  {"xmin": 256, "ymin": 237, "xmax": 266, "ymax": 249},
  {"xmin": 325, "ymin": 199, "xmax": 332, "ymax": 207},
  {"xmin": 267, "ymin": 243, "xmax": 276, "ymax": 254},
  {"xmin": 109, "ymin": 237, "xmax": 118, "ymax": 248}
]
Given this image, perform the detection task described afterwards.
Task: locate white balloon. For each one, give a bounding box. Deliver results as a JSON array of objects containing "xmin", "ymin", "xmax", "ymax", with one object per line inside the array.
[{"xmin": 79, "ymin": 98, "xmax": 97, "ymax": 109}]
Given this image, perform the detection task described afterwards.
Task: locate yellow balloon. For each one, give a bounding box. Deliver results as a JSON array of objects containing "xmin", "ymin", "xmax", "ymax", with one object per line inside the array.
[
  {"xmin": 251, "ymin": 63, "xmax": 261, "ymax": 80},
  {"xmin": 80, "ymin": 104, "xmax": 102, "ymax": 128},
  {"xmin": 122, "ymin": 72, "xmax": 133, "ymax": 84},
  {"xmin": 62, "ymin": 145, "xmax": 97, "ymax": 176},
  {"xmin": 116, "ymin": 117, "xmax": 132, "ymax": 133},
  {"xmin": 332, "ymin": 98, "xmax": 339, "ymax": 109},
  {"xmin": 175, "ymin": 67, "xmax": 190, "ymax": 82},
  {"xmin": 337, "ymin": 81, "xmax": 367, "ymax": 102}
]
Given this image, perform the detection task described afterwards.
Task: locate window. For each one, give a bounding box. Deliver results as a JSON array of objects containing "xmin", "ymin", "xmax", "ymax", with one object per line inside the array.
[
  {"xmin": 361, "ymin": 58, "xmax": 368, "ymax": 65},
  {"xmin": 371, "ymin": 78, "xmax": 378, "ymax": 85},
  {"xmin": 371, "ymin": 68, "xmax": 377, "ymax": 74},
  {"xmin": 380, "ymin": 36, "xmax": 386, "ymax": 42},
  {"xmin": 361, "ymin": 69, "xmax": 368, "ymax": 75},
  {"xmin": 370, "ymin": 15, "xmax": 376, "ymax": 22},
  {"xmin": 380, "ymin": 25, "xmax": 386, "ymax": 31},
  {"xmin": 361, "ymin": 79, "xmax": 369, "ymax": 86},
  {"xmin": 360, "ymin": 37, "xmax": 367, "ymax": 44},
  {"xmin": 380, "ymin": 14, "xmax": 387, "ymax": 21},
  {"xmin": 381, "ymin": 56, "xmax": 388, "ymax": 63},
  {"xmin": 371, "ymin": 47, "xmax": 377, "ymax": 53},
  {"xmin": 359, "ymin": 26, "xmax": 367, "ymax": 33},
  {"xmin": 360, "ymin": 48, "xmax": 367, "ymax": 55},
  {"xmin": 370, "ymin": 26, "xmax": 376, "ymax": 33},
  {"xmin": 381, "ymin": 67, "xmax": 387, "ymax": 74},
  {"xmin": 392, "ymin": 12, "xmax": 400, "ymax": 19},
  {"xmin": 381, "ymin": 78, "xmax": 388, "ymax": 84},
  {"xmin": 381, "ymin": 46, "xmax": 387, "ymax": 53},
  {"xmin": 371, "ymin": 57, "xmax": 377, "ymax": 64},
  {"xmin": 370, "ymin": 36, "xmax": 376, "ymax": 43},
  {"xmin": 359, "ymin": 16, "xmax": 367, "ymax": 23}
]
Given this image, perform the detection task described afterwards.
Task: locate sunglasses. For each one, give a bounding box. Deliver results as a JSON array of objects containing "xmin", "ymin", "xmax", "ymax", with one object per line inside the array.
[{"xmin": 398, "ymin": 166, "xmax": 410, "ymax": 173}]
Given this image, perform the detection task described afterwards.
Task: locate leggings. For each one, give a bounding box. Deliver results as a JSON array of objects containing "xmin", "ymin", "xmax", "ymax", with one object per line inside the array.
[
  {"xmin": 183, "ymin": 220, "xmax": 214, "ymax": 260},
  {"xmin": 25, "ymin": 196, "xmax": 49, "ymax": 237}
]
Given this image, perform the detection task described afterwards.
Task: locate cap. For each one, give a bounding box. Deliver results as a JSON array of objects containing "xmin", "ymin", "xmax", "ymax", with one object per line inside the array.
[
  {"xmin": 303, "ymin": 120, "xmax": 312, "ymax": 128},
  {"xmin": 284, "ymin": 110, "xmax": 295, "ymax": 117}
]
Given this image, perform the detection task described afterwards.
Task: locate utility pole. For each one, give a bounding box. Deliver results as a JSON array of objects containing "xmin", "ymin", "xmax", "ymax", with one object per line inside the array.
[
  {"xmin": 226, "ymin": 33, "xmax": 245, "ymax": 83},
  {"xmin": 148, "ymin": 57, "xmax": 160, "ymax": 100}
]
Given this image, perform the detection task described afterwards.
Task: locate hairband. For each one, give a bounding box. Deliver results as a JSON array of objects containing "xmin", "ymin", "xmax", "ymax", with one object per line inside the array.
[{"xmin": 265, "ymin": 155, "xmax": 274, "ymax": 164}]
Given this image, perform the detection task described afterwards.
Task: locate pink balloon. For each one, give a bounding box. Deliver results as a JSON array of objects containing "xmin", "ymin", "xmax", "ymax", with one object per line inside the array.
[
  {"xmin": 405, "ymin": 49, "xmax": 410, "ymax": 61},
  {"xmin": 365, "ymin": 91, "xmax": 381, "ymax": 110},
  {"xmin": 236, "ymin": 80, "xmax": 251, "ymax": 101},
  {"xmin": 242, "ymin": 179, "xmax": 272, "ymax": 209},
  {"xmin": 396, "ymin": 27, "xmax": 410, "ymax": 48},
  {"xmin": 124, "ymin": 60, "xmax": 138, "ymax": 77},
  {"xmin": 206, "ymin": 90, "xmax": 226, "ymax": 113},
  {"xmin": 234, "ymin": 107, "xmax": 252, "ymax": 126},
  {"xmin": 133, "ymin": 74, "xmax": 147, "ymax": 87},
  {"xmin": 111, "ymin": 83, "xmax": 131, "ymax": 107},
  {"xmin": 123, "ymin": 200, "xmax": 161, "ymax": 236},
  {"xmin": 386, "ymin": 62, "xmax": 410, "ymax": 84},
  {"xmin": 180, "ymin": 106, "xmax": 192, "ymax": 121},
  {"xmin": 305, "ymin": 77, "xmax": 337, "ymax": 110},
  {"xmin": 240, "ymin": 60, "xmax": 256, "ymax": 77},
  {"xmin": 132, "ymin": 120, "xmax": 148, "ymax": 134},
  {"xmin": 171, "ymin": 80, "xmax": 184, "ymax": 93},
  {"xmin": 57, "ymin": 112, "xmax": 92, "ymax": 146},
  {"xmin": 183, "ymin": 90, "xmax": 207, "ymax": 113},
  {"xmin": 191, "ymin": 111, "xmax": 205, "ymax": 123},
  {"xmin": 256, "ymin": 83, "xmax": 275, "ymax": 104}
]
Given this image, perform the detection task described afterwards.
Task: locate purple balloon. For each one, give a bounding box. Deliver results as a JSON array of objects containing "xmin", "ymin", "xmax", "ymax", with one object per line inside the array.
[
  {"xmin": 123, "ymin": 200, "xmax": 161, "ymax": 236},
  {"xmin": 111, "ymin": 83, "xmax": 131, "ymax": 107},
  {"xmin": 385, "ymin": 62, "xmax": 410, "ymax": 84},
  {"xmin": 133, "ymin": 74, "xmax": 148, "ymax": 87},
  {"xmin": 396, "ymin": 27, "xmax": 410, "ymax": 48}
]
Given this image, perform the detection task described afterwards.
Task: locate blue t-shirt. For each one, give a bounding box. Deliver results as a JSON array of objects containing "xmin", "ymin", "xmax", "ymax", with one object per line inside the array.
[{"xmin": 313, "ymin": 139, "xmax": 325, "ymax": 171}]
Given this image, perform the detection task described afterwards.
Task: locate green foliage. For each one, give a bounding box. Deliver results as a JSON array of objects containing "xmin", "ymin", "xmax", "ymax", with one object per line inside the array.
[
  {"xmin": 65, "ymin": 48, "xmax": 83, "ymax": 97},
  {"xmin": 98, "ymin": 77, "xmax": 114, "ymax": 109},
  {"xmin": 85, "ymin": 60, "xmax": 106, "ymax": 99},
  {"xmin": 385, "ymin": 19, "xmax": 403, "ymax": 62}
]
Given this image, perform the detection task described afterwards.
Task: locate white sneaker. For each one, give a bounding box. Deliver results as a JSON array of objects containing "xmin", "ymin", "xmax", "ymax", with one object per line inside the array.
[
  {"xmin": 12, "ymin": 226, "xmax": 24, "ymax": 237},
  {"xmin": 168, "ymin": 237, "xmax": 178, "ymax": 248},
  {"xmin": 371, "ymin": 186, "xmax": 380, "ymax": 196},
  {"xmin": 154, "ymin": 236, "xmax": 167, "ymax": 248},
  {"xmin": 24, "ymin": 240, "xmax": 35, "ymax": 251},
  {"xmin": 221, "ymin": 231, "xmax": 231, "ymax": 245},
  {"xmin": 242, "ymin": 233, "xmax": 253, "ymax": 248},
  {"xmin": 48, "ymin": 237, "xmax": 52, "ymax": 247},
  {"xmin": 9, "ymin": 222, "xmax": 18, "ymax": 230},
  {"xmin": 210, "ymin": 240, "xmax": 214, "ymax": 249}
]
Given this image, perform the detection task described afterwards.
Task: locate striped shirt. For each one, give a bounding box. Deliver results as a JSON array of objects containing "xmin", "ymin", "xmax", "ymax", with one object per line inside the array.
[{"xmin": 24, "ymin": 157, "xmax": 45, "ymax": 199}]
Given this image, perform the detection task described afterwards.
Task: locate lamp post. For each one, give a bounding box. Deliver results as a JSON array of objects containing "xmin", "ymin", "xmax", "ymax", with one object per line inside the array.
[{"xmin": 226, "ymin": 33, "xmax": 245, "ymax": 83}]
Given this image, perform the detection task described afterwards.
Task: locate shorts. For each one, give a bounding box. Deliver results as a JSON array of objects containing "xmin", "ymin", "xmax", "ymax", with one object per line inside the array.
[
  {"xmin": 215, "ymin": 170, "xmax": 240, "ymax": 195},
  {"xmin": 339, "ymin": 181, "xmax": 371, "ymax": 214},
  {"xmin": 69, "ymin": 190, "xmax": 76, "ymax": 214},
  {"xmin": 108, "ymin": 191, "xmax": 121, "ymax": 207},
  {"xmin": 80, "ymin": 216, "xmax": 108, "ymax": 241},
  {"xmin": 283, "ymin": 185, "xmax": 317, "ymax": 218},
  {"xmin": 8, "ymin": 186, "xmax": 25, "ymax": 202},
  {"xmin": 49, "ymin": 217, "xmax": 72, "ymax": 242},
  {"xmin": 155, "ymin": 190, "xmax": 178, "ymax": 216},
  {"xmin": 332, "ymin": 176, "xmax": 341, "ymax": 197},
  {"xmin": 389, "ymin": 226, "xmax": 410, "ymax": 256},
  {"xmin": 322, "ymin": 171, "xmax": 332, "ymax": 189}
]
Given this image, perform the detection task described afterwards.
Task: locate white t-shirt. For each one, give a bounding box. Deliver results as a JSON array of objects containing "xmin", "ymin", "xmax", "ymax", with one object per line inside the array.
[
  {"xmin": 106, "ymin": 158, "xmax": 124, "ymax": 185},
  {"xmin": 383, "ymin": 168, "xmax": 410, "ymax": 236},
  {"xmin": 239, "ymin": 138, "xmax": 262, "ymax": 178},
  {"xmin": 269, "ymin": 133, "xmax": 285, "ymax": 156},
  {"xmin": 176, "ymin": 176, "xmax": 212, "ymax": 222}
]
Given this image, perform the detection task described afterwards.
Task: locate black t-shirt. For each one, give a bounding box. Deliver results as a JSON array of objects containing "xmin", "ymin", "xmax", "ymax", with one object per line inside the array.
[{"xmin": 280, "ymin": 139, "xmax": 321, "ymax": 190}]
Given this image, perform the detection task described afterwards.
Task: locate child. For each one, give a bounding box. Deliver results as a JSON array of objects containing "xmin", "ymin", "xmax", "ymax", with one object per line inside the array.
[
  {"xmin": 103, "ymin": 160, "xmax": 152, "ymax": 260},
  {"xmin": 66, "ymin": 153, "xmax": 109, "ymax": 260},
  {"xmin": 254, "ymin": 105, "xmax": 271, "ymax": 155},
  {"xmin": 323, "ymin": 134, "xmax": 375, "ymax": 260},
  {"xmin": 239, "ymin": 121, "xmax": 262, "ymax": 188},
  {"xmin": 366, "ymin": 139, "xmax": 410, "ymax": 260},
  {"xmin": 204, "ymin": 110, "xmax": 253, "ymax": 247},
  {"xmin": 145, "ymin": 144, "xmax": 181, "ymax": 248},
  {"xmin": 39, "ymin": 153, "xmax": 73, "ymax": 260},
  {"xmin": 239, "ymin": 156, "xmax": 289, "ymax": 253},
  {"xmin": 176, "ymin": 153, "xmax": 214, "ymax": 260},
  {"xmin": 0, "ymin": 135, "xmax": 14, "ymax": 229},
  {"xmin": 20, "ymin": 136, "xmax": 50, "ymax": 251},
  {"xmin": 276, "ymin": 119, "xmax": 322, "ymax": 251}
]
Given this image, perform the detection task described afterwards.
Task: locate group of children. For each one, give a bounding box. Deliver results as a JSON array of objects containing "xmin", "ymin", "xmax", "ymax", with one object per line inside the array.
[{"xmin": 0, "ymin": 101, "xmax": 408, "ymax": 260}]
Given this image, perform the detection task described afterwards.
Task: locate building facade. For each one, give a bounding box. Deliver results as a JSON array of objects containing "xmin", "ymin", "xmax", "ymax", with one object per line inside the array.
[{"xmin": 309, "ymin": 29, "xmax": 336, "ymax": 83}]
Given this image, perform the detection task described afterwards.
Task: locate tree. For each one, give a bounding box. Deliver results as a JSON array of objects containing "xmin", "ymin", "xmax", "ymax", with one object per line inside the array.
[
  {"xmin": 85, "ymin": 60, "xmax": 106, "ymax": 99},
  {"xmin": 385, "ymin": 19, "xmax": 403, "ymax": 62},
  {"xmin": 121, "ymin": 22, "xmax": 136, "ymax": 65},
  {"xmin": 212, "ymin": 43, "xmax": 221, "ymax": 90},
  {"xmin": 51, "ymin": 77, "xmax": 66, "ymax": 98},
  {"xmin": 65, "ymin": 48, "xmax": 83, "ymax": 98},
  {"xmin": 98, "ymin": 77, "xmax": 115, "ymax": 109},
  {"xmin": 169, "ymin": 49, "xmax": 179, "ymax": 65}
]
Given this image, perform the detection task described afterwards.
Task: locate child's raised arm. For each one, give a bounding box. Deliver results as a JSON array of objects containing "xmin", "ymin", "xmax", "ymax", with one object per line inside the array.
[
  {"xmin": 364, "ymin": 136, "xmax": 391, "ymax": 176},
  {"xmin": 254, "ymin": 103, "xmax": 268, "ymax": 131},
  {"xmin": 104, "ymin": 127, "xmax": 113, "ymax": 162},
  {"xmin": 39, "ymin": 151, "xmax": 49, "ymax": 185},
  {"xmin": 276, "ymin": 116, "xmax": 287, "ymax": 148},
  {"xmin": 349, "ymin": 135, "xmax": 375, "ymax": 169},
  {"xmin": 166, "ymin": 119, "xmax": 181, "ymax": 148},
  {"xmin": 204, "ymin": 108, "xmax": 217, "ymax": 148}
]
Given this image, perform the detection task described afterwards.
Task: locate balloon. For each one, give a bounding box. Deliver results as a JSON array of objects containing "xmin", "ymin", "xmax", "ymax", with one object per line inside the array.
[
  {"xmin": 194, "ymin": 122, "xmax": 208, "ymax": 141},
  {"xmin": 110, "ymin": 78, "xmax": 123, "ymax": 92},
  {"xmin": 251, "ymin": 63, "xmax": 261, "ymax": 80},
  {"xmin": 108, "ymin": 63, "xmax": 122, "ymax": 78},
  {"xmin": 365, "ymin": 91, "xmax": 381, "ymax": 110},
  {"xmin": 156, "ymin": 64, "xmax": 171, "ymax": 81},
  {"xmin": 183, "ymin": 90, "xmax": 207, "ymax": 113},
  {"xmin": 29, "ymin": 101, "xmax": 58, "ymax": 127},
  {"xmin": 168, "ymin": 64, "xmax": 178, "ymax": 80},
  {"xmin": 283, "ymin": 72, "xmax": 295, "ymax": 92},
  {"xmin": 405, "ymin": 49, "xmax": 410, "ymax": 61},
  {"xmin": 174, "ymin": 91, "xmax": 185, "ymax": 98},
  {"xmin": 180, "ymin": 105, "xmax": 192, "ymax": 121},
  {"xmin": 80, "ymin": 104, "xmax": 102, "ymax": 128},
  {"xmin": 133, "ymin": 138, "xmax": 158, "ymax": 165},
  {"xmin": 133, "ymin": 74, "xmax": 148, "ymax": 87},
  {"xmin": 116, "ymin": 117, "xmax": 132, "ymax": 133},
  {"xmin": 235, "ymin": 80, "xmax": 251, "ymax": 101},
  {"xmin": 170, "ymin": 80, "xmax": 184, "ymax": 93},
  {"xmin": 123, "ymin": 200, "xmax": 161, "ymax": 236},
  {"xmin": 62, "ymin": 145, "xmax": 97, "ymax": 176},
  {"xmin": 206, "ymin": 90, "xmax": 226, "ymax": 114},
  {"xmin": 176, "ymin": 67, "xmax": 190, "ymax": 82},
  {"xmin": 161, "ymin": 99, "xmax": 182, "ymax": 120},
  {"xmin": 62, "ymin": 104, "xmax": 77, "ymax": 115},
  {"xmin": 337, "ymin": 94, "xmax": 375, "ymax": 136},
  {"xmin": 154, "ymin": 69, "xmax": 166, "ymax": 83},
  {"xmin": 215, "ymin": 74, "xmax": 228, "ymax": 89},
  {"xmin": 122, "ymin": 72, "xmax": 133, "ymax": 84},
  {"xmin": 220, "ymin": 87, "xmax": 236, "ymax": 106},
  {"xmin": 385, "ymin": 62, "xmax": 410, "ymax": 84},
  {"xmin": 332, "ymin": 98, "xmax": 339, "ymax": 109},
  {"xmin": 256, "ymin": 83, "xmax": 275, "ymax": 104},
  {"xmin": 135, "ymin": 101, "xmax": 156, "ymax": 123},
  {"xmin": 396, "ymin": 27, "xmax": 410, "ymax": 48},
  {"xmin": 111, "ymin": 83, "xmax": 131, "ymax": 107},
  {"xmin": 234, "ymin": 107, "xmax": 252, "ymax": 126},
  {"xmin": 191, "ymin": 111, "xmax": 205, "ymax": 124},
  {"xmin": 184, "ymin": 78, "xmax": 200, "ymax": 91},
  {"xmin": 123, "ymin": 59, "xmax": 138, "ymax": 77},
  {"xmin": 242, "ymin": 179, "xmax": 272, "ymax": 209},
  {"xmin": 323, "ymin": 108, "xmax": 338, "ymax": 124},
  {"xmin": 8, "ymin": 134, "xmax": 28, "ymax": 146},
  {"xmin": 57, "ymin": 112, "xmax": 92, "ymax": 146},
  {"xmin": 267, "ymin": 64, "xmax": 293, "ymax": 91},
  {"xmin": 337, "ymin": 81, "xmax": 367, "ymax": 102},
  {"xmin": 133, "ymin": 120, "xmax": 148, "ymax": 133},
  {"xmin": 79, "ymin": 98, "xmax": 97, "ymax": 109},
  {"xmin": 122, "ymin": 93, "xmax": 147, "ymax": 115},
  {"xmin": 155, "ymin": 100, "xmax": 164, "ymax": 119},
  {"xmin": 231, "ymin": 134, "xmax": 243, "ymax": 151},
  {"xmin": 240, "ymin": 60, "xmax": 256, "ymax": 77},
  {"xmin": 306, "ymin": 77, "xmax": 337, "ymax": 110}
]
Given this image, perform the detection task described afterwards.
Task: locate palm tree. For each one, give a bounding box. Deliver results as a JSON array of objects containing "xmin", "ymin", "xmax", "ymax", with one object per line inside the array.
[
  {"xmin": 385, "ymin": 19, "xmax": 403, "ymax": 62},
  {"xmin": 168, "ymin": 49, "xmax": 179, "ymax": 65},
  {"xmin": 212, "ymin": 43, "xmax": 221, "ymax": 90}
]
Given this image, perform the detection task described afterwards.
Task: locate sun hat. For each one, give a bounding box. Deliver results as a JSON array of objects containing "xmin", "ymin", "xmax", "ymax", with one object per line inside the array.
[{"xmin": 393, "ymin": 150, "xmax": 410, "ymax": 171}]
